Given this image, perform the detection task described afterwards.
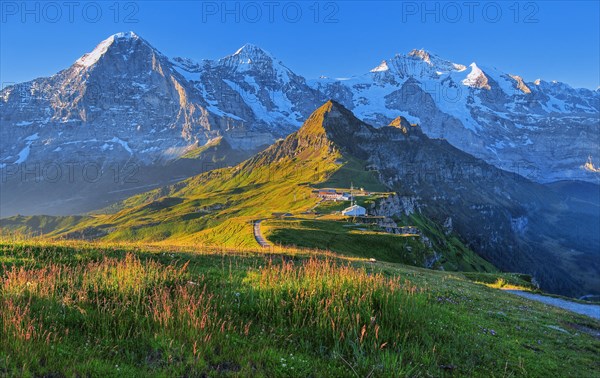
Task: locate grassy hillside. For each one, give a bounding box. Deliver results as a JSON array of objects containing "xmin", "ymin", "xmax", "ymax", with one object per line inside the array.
[
  {"xmin": 263, "ymin": 218, "xmax": 437, "ymax": 265},
  {"xmin": 3, "ymin": 102, "xmax": 369, "ymax": 251},
  {"xmin": 406, "ymin": 214, "xmax": 498, "ymax": 272},
  {"xmin": 314, "ymin": 156, "xmax": 388, "ymax": 192},
  {"xmin": 1, "ymin": 240, "xmax": 598, "ymax": 377},
  {"xmin": 262, "ymin": 215, "xmax": 497, "ymax": 273},
  {"xmin": 19, "ymin": 102, "xmax": 344, "ymax": 247},
  {"xmin": 0, "ymin": 215, "xmax": 89, "ymax": 237}
]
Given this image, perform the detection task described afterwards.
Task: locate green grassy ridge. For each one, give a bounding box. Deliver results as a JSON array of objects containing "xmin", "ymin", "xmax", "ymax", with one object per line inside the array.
[
  {"xmin": 42, "ymin": 153, "xmax": 332, "ymax": 245},
  {"xmin": 404, "ymin": 214, "xmax": 498, "ymax": 273},
  {"xmin": 0, "ymin": 102, "xmax": 453, "ymax": 265},
  {"xmin": 3, "ymin": 103, "xmax": 347, "ymax": 246},
  {"xmin": 313, "ymin": 155, "xmax": 388, "ymax": 192},
  {"xmin": 262, "ymin": 216, "xmax": 496, "ymax": 273},
  {"xmin": 262, "ymin": 218, "xmax": 437, "ymax": 266},
  {"xmin": 0, "ymin": 215, "xmax": 89, "ymax": 237},
  {"xmin": 1, "ymin": 242, "xmax": 599, "ymax": 377}
]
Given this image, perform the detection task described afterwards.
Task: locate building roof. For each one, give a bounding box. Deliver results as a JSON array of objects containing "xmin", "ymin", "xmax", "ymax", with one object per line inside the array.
[
  {"xmin": 342, "ymin": 205, "xmax": 366, "ymax": 215},
  {"xmin": 344, "ymin": 204, "xmax": 365, "ymax": 210}
]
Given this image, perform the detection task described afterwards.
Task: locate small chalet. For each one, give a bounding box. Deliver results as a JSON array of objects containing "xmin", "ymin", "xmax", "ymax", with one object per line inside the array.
[{"xmin": 315, "ymin": 189, "xmax": 344, "ymax": 201}]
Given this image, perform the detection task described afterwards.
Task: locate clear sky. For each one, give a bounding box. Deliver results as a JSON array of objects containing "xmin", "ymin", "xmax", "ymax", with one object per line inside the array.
[{"xmin": 1, "ymin": 1, "xmax": 599, "ymax": 89}]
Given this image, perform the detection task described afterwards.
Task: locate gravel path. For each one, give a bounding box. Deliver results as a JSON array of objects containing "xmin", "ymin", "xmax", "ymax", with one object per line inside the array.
[
  {"xmin": 253, "ymin": 220, "xmax": 270, "ymax": 248},
  {"xmin": 506, "ymin": 290, "xmax": 600, "ymax": 320}
]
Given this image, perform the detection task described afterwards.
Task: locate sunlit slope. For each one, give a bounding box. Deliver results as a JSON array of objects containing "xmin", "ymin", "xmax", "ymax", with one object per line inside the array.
[
  {"xmin": 51, "ymin": 102, "xmax": 346, "ymax": 246},
  {"xmin": 0, "ymin": 241, "xmax": 598, "ymax": 377},
  {"xmin": 263, "ymin": 214, "xmax": 497, "ymax": 272}
]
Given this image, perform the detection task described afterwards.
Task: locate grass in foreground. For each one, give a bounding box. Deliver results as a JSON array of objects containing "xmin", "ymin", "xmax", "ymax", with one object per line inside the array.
[{"xmin": 1, "ymin": 241, "xmax": 599, "ymax": 377}]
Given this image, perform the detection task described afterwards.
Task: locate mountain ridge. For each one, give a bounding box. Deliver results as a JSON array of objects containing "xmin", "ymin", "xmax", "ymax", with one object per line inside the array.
[{"xmin": 1, "ymin": 32, "xmax": 598, "ymax": 216}]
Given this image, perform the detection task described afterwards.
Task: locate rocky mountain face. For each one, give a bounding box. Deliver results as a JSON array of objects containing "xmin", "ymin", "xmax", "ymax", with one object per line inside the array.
[
  {"xmin": 1, "ymin": 32, "xmax": 598, "ymax": 216},
  {"xmin": 308, "ymin": 101, "xmax": 598, "ymax": 297},
  {"xmin": 0, "ymin": 33, "xmax": 270, "ymax": 215},
  {"xmin": 171, "ymin": 43, "xmax": 326, "ymax": 147},
  {"xmin": 312, "ymin": 50, "xmax": 600, "ymax": 183},
  {"xmin": 174, "ymin": 46, "xmax": 600, "ymax": 184},
  {"xmin": 2, "ymin": 32, "xmax": 227, "ymax": 167}
]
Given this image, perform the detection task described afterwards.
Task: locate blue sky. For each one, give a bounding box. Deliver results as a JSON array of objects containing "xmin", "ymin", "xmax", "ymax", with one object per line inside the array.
[{"xmin": 1, "ymin": 1, "xmax": 599, "ymax": 89}]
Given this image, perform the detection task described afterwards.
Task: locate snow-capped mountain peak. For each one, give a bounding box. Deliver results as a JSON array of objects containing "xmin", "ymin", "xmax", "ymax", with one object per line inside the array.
[
  {"xmin": 229, "ymin": 43, "xmax": 273, "ymax": 62},
  {"xmin": 75, "ymin": 34, "xmax": 117, "ymax": 67},
  {"xmin": 214, "ymin": 43, "xmax": 283, "ymax": 74},
  {"xmin": 3, "ymin": 33, "xmax": 598, "ymax": 186},
  {"xmin": 406, "ymin": 49, "xmax": 467, "ymax": 72},
  {"xmin": 74, "ymin": 31, "xmax": 150, "ymax": 68},
  {"xmin": 113, "ymin": 31, "xmax": 140, "ymax": 40},
  {"xmin": 370, "ymin": 49, "xmax": 467, "ymax": 78},
  {"xmin": 407, "ymin": 49, "xmax": 433, "ymax": 64},
  {"xmin": 462, "ymin": 62, "xmax": 490, "ymax": 89},
  {"xmin": 370, "ymin": 60, "xmax": 390, "ymax": 73}
]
